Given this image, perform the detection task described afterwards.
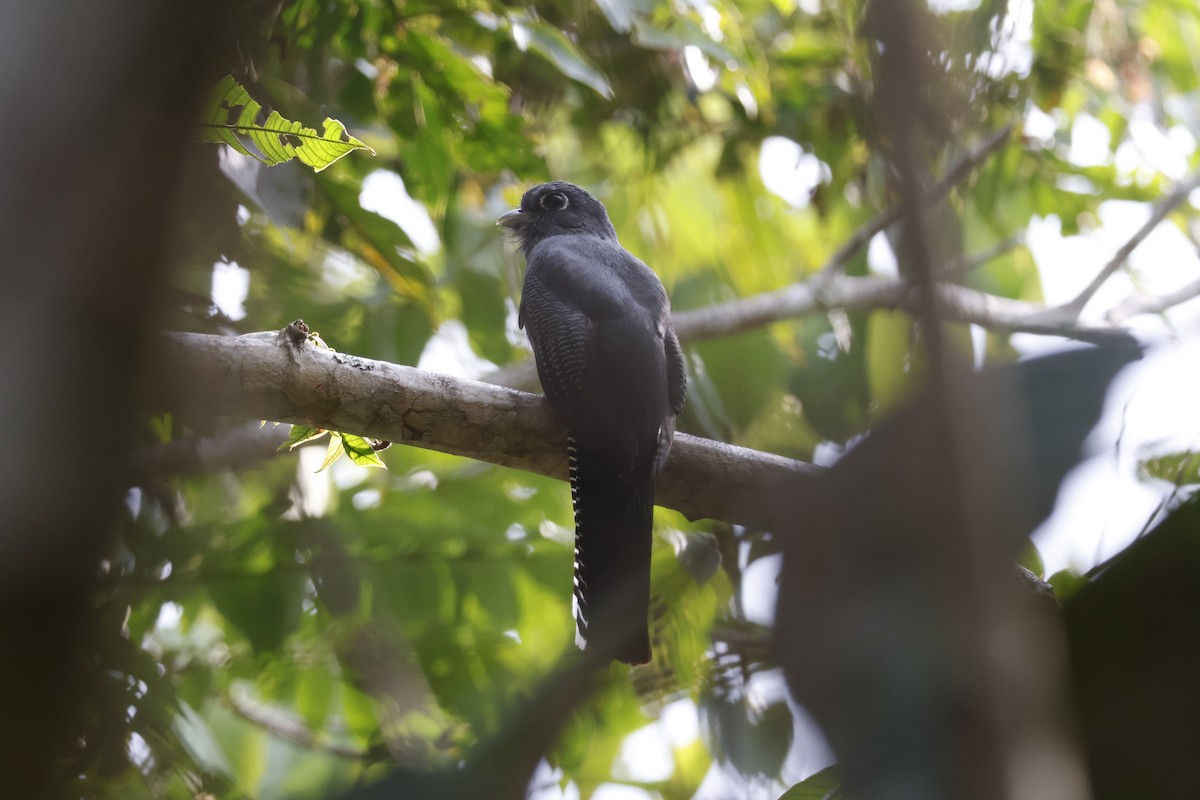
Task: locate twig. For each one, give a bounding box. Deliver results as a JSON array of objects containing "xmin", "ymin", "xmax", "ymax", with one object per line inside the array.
[
  {"xmin": 1106, "ymin": 275, "xmax": 1200, "ymax": 323},
  {"xmin": 812, "ymin": 124, "xmax": 1014, "ymax": 283},
  {"xmin": 225, "ymin": 689, "xmax": 366, "ymax": 760},
  {"xmin": 1065, "ymin": 171, "xmax": 1200, "ymax": 316},
  {"xmin": 935, "ymin": 233, "xmax": 1025, "ymax": 281}
]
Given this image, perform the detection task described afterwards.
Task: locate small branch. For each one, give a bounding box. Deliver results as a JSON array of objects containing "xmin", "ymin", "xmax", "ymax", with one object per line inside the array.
[
  {"xmin": 1064, "ymin": 171, "xmax": 1200, "ymax": 316},
  {"xmin": 812, "ymin": 124, "xmax": 1013, "ymax": 282},
  {"xmin": 225, "ymin": 689, "xmax": 366, "ymax": 760},
  {"xmin": 147, "ymin": 331, "xmax": 825, "ymax": 532},
  {"xmin": 486, "ymin": 268, "xmax": 1129, "ymax": 392},
  {"xmin": 1106, "ymin": 275, "xmax": 1200, "ymax": 324},
  {"xmin": 935, "ymin": 234, "xmax": 1025, "ymax": 281},
  {"xmin": 671, "ymin": 273, "xmax": 1129, "ymax": 344}
]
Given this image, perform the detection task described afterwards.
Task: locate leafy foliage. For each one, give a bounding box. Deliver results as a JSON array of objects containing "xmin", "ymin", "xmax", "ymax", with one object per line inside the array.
[{"xmin": 79, "ymin": 0, "xmax": 1200, "ymax": 797}]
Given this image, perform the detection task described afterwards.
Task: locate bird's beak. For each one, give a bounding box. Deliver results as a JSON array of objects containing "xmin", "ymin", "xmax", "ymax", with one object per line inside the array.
[{"xmin": 497, "ymin": 208, "xmax": 524, "ymax": 229}]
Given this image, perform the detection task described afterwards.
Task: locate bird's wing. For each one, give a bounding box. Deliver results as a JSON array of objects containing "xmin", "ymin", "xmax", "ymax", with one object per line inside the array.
[
  {"xmin": 519, "ymin": 266, "xmax": 593, "ymax": 404},
  {"xmin": 664, "ymin": 323, "xmax": 687, "ymax": 416},
  {"xmin": 520, "ymin": 237, "xmax": 657, "ymax": 463}
]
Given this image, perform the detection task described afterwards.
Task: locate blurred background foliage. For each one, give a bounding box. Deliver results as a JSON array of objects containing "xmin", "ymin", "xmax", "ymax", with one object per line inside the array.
[{"xmin": 82, "ymin": 0, "xmax": 1200, "ymax": 797}]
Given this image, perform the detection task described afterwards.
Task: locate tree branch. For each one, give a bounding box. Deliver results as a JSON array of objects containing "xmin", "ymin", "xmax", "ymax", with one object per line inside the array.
[
  {"xmin": 935, "ymin": 233, "xmax": 1024, "ymax": 281},
  {"xmin": 225, "ymin": 689, "xmax": 366, "ymax": 760},
  {"xmin": 811, "ymin": 124, "xmax": 1014, "ymax": 282},
  {"xmin": 671, "ymin": 273, "xmax": 1132, "ymax": 343},
  {"xmin": 1106, "ymin": 275, "xmax": 1200, "ymax": 324},
  {"xmin": 1064, "ymin": 171, "xmax": 1200, "ymax": 316},
  {"xmin": 485, "ymin": 265, "xmax": 1131, "ymax": 391},
  {"xmin": 147, "ymin": 329, "xmax": 824, "ymax": 531}
]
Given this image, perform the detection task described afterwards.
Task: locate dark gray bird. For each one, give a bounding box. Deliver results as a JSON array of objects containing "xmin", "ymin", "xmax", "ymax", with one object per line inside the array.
[{"xmin": 498, "ymin": 182, "xmax": 686, "ymax": 664}]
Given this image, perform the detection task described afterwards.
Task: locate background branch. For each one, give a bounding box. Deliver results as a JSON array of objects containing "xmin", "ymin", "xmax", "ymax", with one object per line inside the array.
[
  {"xmin": 1106, "ymin": 275, "xmax": 1200, "ymax": 324},
  {"xmin": 670, "ymin": 273, "xmax": 1132, "ymax": 344},
  {"xmin": 811, "ymin": 124, "xmax": 1013, "ymax": 282},
  {"xmin": 1064, "ymin": 171, "xmax": 1200, "ymax": 316},
  {"xmin": 226, "ymin": 690, "xmax": 366, "ymax": 760}
]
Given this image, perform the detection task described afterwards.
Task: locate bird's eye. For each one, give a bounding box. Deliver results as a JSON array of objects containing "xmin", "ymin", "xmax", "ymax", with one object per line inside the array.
[{"xmin": 540, "ymin": 191, "xmax": 569, "ymax": 211}]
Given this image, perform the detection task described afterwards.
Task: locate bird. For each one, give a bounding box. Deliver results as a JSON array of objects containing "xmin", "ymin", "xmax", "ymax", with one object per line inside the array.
[{"xmin": 498, "ymin": 181, "xmax": 686, "ymax": 664}]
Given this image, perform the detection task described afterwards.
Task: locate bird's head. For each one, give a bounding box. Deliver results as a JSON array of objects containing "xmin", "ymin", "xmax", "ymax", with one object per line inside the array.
[{"xmin": 497, "ymin": 181, "xmax": 618, "ymax": 254}]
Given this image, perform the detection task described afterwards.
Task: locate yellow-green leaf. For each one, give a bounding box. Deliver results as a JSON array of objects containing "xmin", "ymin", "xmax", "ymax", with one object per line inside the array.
[
  {"xmin": 281, "ymin": 424, "xmax": 327, "ymax": 451},
  {"xmin": 341, "ymin": 434, "xmax": 387, "ymax": 469},
  {"xmin": 198, "ymin": 75, "xmax": 375, "ymax": 172},
  {"xmin": 316, "ymin": 432, "xmax": 345, "ymax": 472}
]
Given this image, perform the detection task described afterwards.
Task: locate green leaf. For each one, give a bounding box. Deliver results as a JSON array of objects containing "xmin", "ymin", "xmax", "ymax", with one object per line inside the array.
[
  {"xmin": 1049, "ymin": 568, "xmax": 1089, "ymax": 603},
  {"xmin": 779, "ymin": 766, "xmax": 848, "ymax": 799},
  {"xmin": 282, "ymin": 424, "xmax": 328, "ymax": 451},
  {"xmin": 341, "ymin": 433, "xmax": 387, "ymax": 468},
  {"xmin": 173, "ymin": 701, "xmax": 235, "ymax": 780},
  {"xmin": 317, "ymin": 432, "xmax": 345, "ymax": 472},
  {"xmin": 209, "ymin": 573, "xmax": 305, "ymax": 654},
  {"xmin": 865, "ymin": 310, "xmax": 921, "ymax": 415},
  {"xmin": 1137, "ymin": 451, "xmax": 1200, "ymax": 487},
  {"xmin": 294, "ymin": 666, "xmax": 335, "ymax": 731},
  {"xmin": 508, "ymin": 12, "xmax": 614, "ymax": 99},
  {"xmin": 199, "ymin": 75, "xmax": 375, "ymax": 172}
]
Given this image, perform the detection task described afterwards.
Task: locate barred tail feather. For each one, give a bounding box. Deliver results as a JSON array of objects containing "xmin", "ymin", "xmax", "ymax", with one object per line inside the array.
[{"xmin": 568, "ymin": 436, "xmax": 654, "ymax": 665}]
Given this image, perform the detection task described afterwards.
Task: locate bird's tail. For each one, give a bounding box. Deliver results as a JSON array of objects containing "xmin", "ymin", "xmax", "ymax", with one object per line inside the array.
[{"xmin": 568, "ymin": 436, "xmax": 654, "ymax": 665}]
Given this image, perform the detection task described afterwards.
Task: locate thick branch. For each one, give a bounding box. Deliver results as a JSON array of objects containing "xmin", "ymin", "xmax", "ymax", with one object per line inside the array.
[{"xmin": 147, "ymin": 330, "xmax": 823, "ymax": 531}]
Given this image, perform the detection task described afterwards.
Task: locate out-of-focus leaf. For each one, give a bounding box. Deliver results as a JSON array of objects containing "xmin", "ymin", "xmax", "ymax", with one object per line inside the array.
[
  {"xmin": 690, "ymin": 328, "xmax": 790, "ymax": 437},
  {"xmin": 789, "ymin": 315, "xmax": 871, "ymax": 444},
  {"xmin": 209, "ymin": 572, "xmax": 305, "ymax": 654},
  {"xmin": 632, "ymin": 17, "xmax": 736, "ymax": 64},
  {"xmin": 1017, "ymin": 541, "xmax": 1045, "ymax": 578},
  {"xmin": 704, "ymin": 694, "xmax": 793, "ymax": 778},
  {"xmin": 508, "ymin": 12, "xmax": 614, "ymax": 99},
  {"xmin": 207, "ymin": 700, "xmax": 269, "ymax": 793},
  {"xmin": 864, "ymin": 310, "xmax": 919, "ymax": 415},
  {"xmin": 1048, "ymin": 568, "xmax": 1088, "ymax": 602},
  {"xmin": 295, "ymin": 665, "xmax": 335, "ymax": 731},
  {"xmin": 173, "ymin": 702, "xmax": 234, "ymax": 780},
  {"xmin": 779, "ymin": 765, "xmax": 848, "ymax": 799},
  {"xmin": 1137, "ymin": 450, "xmax": 1200, "ymax": 486},
  {"xmin": 318, "ymin": 174, "xmax": 436, "ymax": 315},
  {"xmin": 456, "ymin": 268, "xmax": 514, "ymax": 365},
  {"xmin": 592, "ymin": 0, "xmax": 642, "ymax": 34}
]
